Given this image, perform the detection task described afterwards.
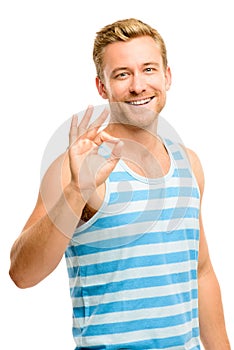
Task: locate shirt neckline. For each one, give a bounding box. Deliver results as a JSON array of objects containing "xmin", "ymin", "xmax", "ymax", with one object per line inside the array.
[{"xmin": 118, "ymin": 136, "xmax": 175, "ymax": 185}]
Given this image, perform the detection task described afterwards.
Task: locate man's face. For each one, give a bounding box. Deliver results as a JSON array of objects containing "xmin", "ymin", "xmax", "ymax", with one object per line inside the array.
[{"xmin": 96, "ymin": 36, "xmax": 171, "ymax": 128}]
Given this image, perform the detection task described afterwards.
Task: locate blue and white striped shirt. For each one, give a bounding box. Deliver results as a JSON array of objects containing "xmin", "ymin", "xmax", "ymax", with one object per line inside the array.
[{"xmin": 65, "ymin": 138, "xmax": 201, "ymax": 349}]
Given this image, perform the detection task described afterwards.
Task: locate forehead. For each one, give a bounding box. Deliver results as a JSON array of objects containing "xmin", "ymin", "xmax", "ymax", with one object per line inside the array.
[{"xmin": 102, "ymin": 36, "xmax": 163, "ymax": 71}]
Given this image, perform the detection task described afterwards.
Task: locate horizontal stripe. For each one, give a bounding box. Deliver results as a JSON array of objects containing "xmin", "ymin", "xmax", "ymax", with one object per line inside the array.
[
  {"xmin": 109, "ymin": 186, "xmax": 199, "ymax": 204},
  {"xmin": 75, "ymin": 306, "xmax": 199, "ymax": 335},
  {"xmin": 67, "ymin": 235, "xmax": 199, "ymax": 267},
  {"xmin": 73, "ymin": 299, "xmax": 198, "ymax": 331},
  {"xmin": 78, "ymin": 207, "xmax": 199, "ymax": 232},
  {"xmin": 77, "ymin": 309, "xmax": 198, "ymax": 337},
  {"xmin": 94, "ymin": 195, "xmax": 199, "ymax": 222},
  {"xmin": 68, "ymin": 228, "xmax": 199, "ymax": 256},
  {"xmin": 72, "ymin": 279, "xmax": 198, "ymax": 308},
  {"xmin": 108, "ymin": 175, "xmax": 196, "ymax": 193},
  {"xmin": 106, "ymin": 194, "xmax": 199, "ymax": 214},
  {"xmin": 68, "ymin": 250, "xmax": 197, "ymax": 278},
  {"xmin": 73, "ymin": 208, "xmax": 200, "ymax": 245},
  {"xmin": 172, "ymin": 150, "xmax": 184, "ymax": 160},
  {"xmin": 73, "ymin": 289, "xmax": 198, "ymax": 318},
  {"xmin": 70, "ymin": 269, "xmax": 197, "ymax": 297},
  {"xmin": 68, "ymin": 260, "xmax": 198, "ymax": 290},
  {"xmin": 74, "ymin": 323, "xmax": 199, "ymax": 349},
  {"xmin": 108, "ymin": 167, "xmax": 192, "ymax": 182},
  {"xmin": 103, "ymin": 197, "xmax": 199, "ymax": 225},
  {"xmin": 75, "ymin": 334, "xmax": 201, "ymax": 350},
  {"xmin": 172, "ymin": 168, "xmax": 192, "ymax": 178}
]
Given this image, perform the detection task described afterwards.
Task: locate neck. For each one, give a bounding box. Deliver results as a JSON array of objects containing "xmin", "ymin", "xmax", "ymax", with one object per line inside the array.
[
  {"xmin": 105, "ymin": 118, "xmax": 159, "ymax": 153},
  {"xmin": 105, "ymin": 118, "xmax": 170, "ymax": 178}
]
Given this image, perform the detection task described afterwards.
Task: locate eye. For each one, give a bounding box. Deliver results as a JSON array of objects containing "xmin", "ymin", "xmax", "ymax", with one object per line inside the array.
[
  {"xmin": 144, "ymin": 67, "xmax": 156, "ymax": 73},
  {"xmin": 115, "ymin": 72, "xmax": 129, "ymax": 79}
]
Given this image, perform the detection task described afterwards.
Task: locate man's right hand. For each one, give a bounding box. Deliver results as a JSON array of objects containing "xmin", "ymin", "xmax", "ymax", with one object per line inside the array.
[{"xmin": 68, "ymin": 105, "xmax": 123, "ymax": 202}]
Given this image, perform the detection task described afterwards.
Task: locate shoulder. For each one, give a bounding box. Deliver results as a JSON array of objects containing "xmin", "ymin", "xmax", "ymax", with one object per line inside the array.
[{"xmin": 185, "ymin": 147, "xmax": 205, "ymax": 197}]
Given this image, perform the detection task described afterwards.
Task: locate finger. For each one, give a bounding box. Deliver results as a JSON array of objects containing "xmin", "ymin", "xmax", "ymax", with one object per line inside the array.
[
  {"xmin": 94, "ymin": 130, "xmax": 120, "ymax": 147},
  {"xmin": 69, "ymin": 114, "xmax": 78, "ymax": 145},
  {"xmin": 109, "ymin": 140, "xmax": 124, "ymax": 160},
  {"xmin": 78, "ymin": 105, "xmax": 94, "ymax": 133},
  {"xmin": 95, "ymin": 140, "xmax": 123, "ymax": 186},
  {"xmin": 89, "ymin": 107, "xmax": 109, "ymax": 130},
  {"xmin": 84, "ymin": 108, "xmax": 109, "ymax": 140}
]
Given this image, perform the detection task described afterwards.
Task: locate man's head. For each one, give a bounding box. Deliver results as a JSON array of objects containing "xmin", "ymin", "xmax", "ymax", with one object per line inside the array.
[
  {"xmin": 93, "ymin": 18, "xmax": 171, "ymax": 128},
  {"xmin": 93, "ymin": 18, "xmax": 168, "ymax": 82}
]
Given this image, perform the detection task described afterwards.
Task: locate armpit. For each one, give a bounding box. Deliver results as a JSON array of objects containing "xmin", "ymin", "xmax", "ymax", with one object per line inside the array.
[{"xmin": 80, "ymin": 204, "xmax": 97, "ymax": 223}]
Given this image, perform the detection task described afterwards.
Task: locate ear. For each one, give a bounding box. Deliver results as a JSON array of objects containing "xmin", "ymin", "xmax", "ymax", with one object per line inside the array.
[
  {"xmin": 165, "ymin": 66, "xmax": 172, "ymax": 91},
  {"xmin": 96, "ymin": 77, "xmax": 108, "ymax": 99}
]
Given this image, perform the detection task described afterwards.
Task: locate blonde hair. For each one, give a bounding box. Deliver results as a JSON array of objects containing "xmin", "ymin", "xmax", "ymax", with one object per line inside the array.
[{"xmin": 93, "ymin": 18, "xmax": 168, "ymax": 81}]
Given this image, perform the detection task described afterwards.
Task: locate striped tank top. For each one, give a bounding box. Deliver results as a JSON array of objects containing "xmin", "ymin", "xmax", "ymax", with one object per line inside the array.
[{"xmin": 65, "ymin": 137, "xmax": 201, "ymax": 349}]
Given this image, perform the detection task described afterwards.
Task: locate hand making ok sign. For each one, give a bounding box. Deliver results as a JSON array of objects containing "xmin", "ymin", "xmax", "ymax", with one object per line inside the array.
[{"xmin": 68, "ymin": 105, "xmax": 123, "ymax": 202}]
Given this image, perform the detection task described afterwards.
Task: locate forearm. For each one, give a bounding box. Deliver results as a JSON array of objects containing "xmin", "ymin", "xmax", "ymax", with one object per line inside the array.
[
  {"xmin": 9, "ymin": 184, "xmax": 85, "ymax": 288},
  {"xmin": 198, "ymin": 267, "xmax": 231, "ymax": 349}
]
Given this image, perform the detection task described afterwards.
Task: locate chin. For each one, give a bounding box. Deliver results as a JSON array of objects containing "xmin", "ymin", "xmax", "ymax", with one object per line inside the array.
[{"xmin": 109, "ymin": 101, "xmax": 160, "ymax": 129}]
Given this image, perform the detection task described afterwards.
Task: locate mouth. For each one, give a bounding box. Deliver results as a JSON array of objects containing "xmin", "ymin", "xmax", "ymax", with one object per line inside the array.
[{"xmin": 125, "ymin": 96, "xmax": 154, "ymax": 106}]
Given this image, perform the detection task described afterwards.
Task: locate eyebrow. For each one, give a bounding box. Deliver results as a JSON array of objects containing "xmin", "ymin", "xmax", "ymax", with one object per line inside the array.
[
  {"xmin": 110, "ymin": 67, "xmax": 128, "ymax": 77},
  {"xmin": 111, "ymin": 62, "xmax": 160, "ymax": 77},
  {"xmin": 143, "ymin": 62, "xmax": 160, "ymax": 68}
]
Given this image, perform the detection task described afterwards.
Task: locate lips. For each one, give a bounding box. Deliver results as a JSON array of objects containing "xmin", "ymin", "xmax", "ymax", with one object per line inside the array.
[{"xmin": 125, "ymin": 96, "xmax": 154, "ymax": 106}]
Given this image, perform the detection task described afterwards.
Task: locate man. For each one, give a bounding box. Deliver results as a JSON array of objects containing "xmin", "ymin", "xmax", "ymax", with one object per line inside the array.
[{"xmin": 9, "ymin": 18, "xmax": 230, "ymax": 349}]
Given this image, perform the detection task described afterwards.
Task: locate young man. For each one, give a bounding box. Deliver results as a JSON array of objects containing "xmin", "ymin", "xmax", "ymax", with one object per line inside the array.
[{"xmin": 9, "ymin": 18, "xmax": 230, "ymax": 349}]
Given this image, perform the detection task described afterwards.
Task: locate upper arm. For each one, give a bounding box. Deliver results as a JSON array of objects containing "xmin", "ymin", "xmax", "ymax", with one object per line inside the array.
[
  {"xmin": 22, "ymin": 152, "xmax": 71, "ymax": 232},
  {"xmin": 186, "ymin": 148, "xmax": 205, "ymax": 199},
  {"xmin": 186, "ymin": 148, "xmax": 212, "ymax": 277}
]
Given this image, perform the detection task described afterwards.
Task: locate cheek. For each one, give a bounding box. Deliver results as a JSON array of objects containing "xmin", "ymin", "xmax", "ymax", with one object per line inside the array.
[
  {"xmin": 155, "ymin": 76, "xmax": 169, "ymax": 92},
  {"xmin": 108, "ymin": 81, "xmax": 129, "ymax": 98},
  {"xmin": 148, "ymin": 73, "xmax": 164, "ymax": 87}
]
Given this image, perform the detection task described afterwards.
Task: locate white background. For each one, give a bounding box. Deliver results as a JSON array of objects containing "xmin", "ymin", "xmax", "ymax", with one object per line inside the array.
[{"xmin": 1, "ymin": 0, "xmax": 233, "ymax": 348}]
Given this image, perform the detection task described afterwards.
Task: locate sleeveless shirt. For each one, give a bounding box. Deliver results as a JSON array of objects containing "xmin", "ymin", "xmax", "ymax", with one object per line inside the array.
[{"xmin": 65, "ymin": 137, "xmax": 201, "ymax": 349}]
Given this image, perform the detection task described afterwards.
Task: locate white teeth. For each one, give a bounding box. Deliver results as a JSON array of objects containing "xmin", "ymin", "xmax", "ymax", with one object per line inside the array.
[{"xmin": 127, "ymin": 98, "xmax": 152, "ymax": 105}]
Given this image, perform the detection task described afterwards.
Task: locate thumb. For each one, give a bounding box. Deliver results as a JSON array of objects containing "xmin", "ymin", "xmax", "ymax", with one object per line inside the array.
[
  {"xmin": 109, "ymin": 140, "xmax": 124, "ymax": 162},
  {"xmin": 96, "ymin": 140, "xmax": 124, "ymax": 187}
]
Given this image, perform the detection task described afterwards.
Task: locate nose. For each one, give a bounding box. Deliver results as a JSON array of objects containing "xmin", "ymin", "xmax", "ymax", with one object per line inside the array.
[{"xmin": 129, "ymin": 73, "xmax": 146, "ymax": 94}]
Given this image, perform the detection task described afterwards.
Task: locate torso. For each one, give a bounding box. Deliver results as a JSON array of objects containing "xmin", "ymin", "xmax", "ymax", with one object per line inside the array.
[
  {"xmin": 82, "ymin": 137, "xmax": 171, "ymax": 222},
  {"xmin": 66, "ymin": 137, "xmax": 201, "ymax": 349}
]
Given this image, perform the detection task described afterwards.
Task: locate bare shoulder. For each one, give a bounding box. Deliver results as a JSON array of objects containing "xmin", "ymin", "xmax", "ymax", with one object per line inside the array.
[{"xmin": 185, "ymin": 147, "xmax": 205, "ymax": 197}]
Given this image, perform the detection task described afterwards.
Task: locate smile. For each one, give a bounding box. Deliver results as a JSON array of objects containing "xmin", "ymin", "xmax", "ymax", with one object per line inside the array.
[{"xmin": 125, "ymin": 97, "xmax": 154, "ymax": 106}]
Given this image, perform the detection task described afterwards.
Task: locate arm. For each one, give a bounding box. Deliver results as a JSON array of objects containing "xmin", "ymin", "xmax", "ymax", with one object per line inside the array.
[
  {"xmin": 9, "ymin": 106, "xmax": 123, "ymax": 288},
  {"xmin": 9, "ymin": 174, "xmax": 85, "ymax": 288},
  {"xmin": 187, "ymin": 148, "xmax": 231, "ymax": 349}
]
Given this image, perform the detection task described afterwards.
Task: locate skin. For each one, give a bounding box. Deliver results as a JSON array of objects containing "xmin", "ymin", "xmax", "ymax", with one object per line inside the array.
[
  {"xmin": 97, "ymin": 36, "xmax": 171, "ymax": 132},
  {"xmin": 9, "ymin": 36, "xmax": 230, "ymax": 349}
]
